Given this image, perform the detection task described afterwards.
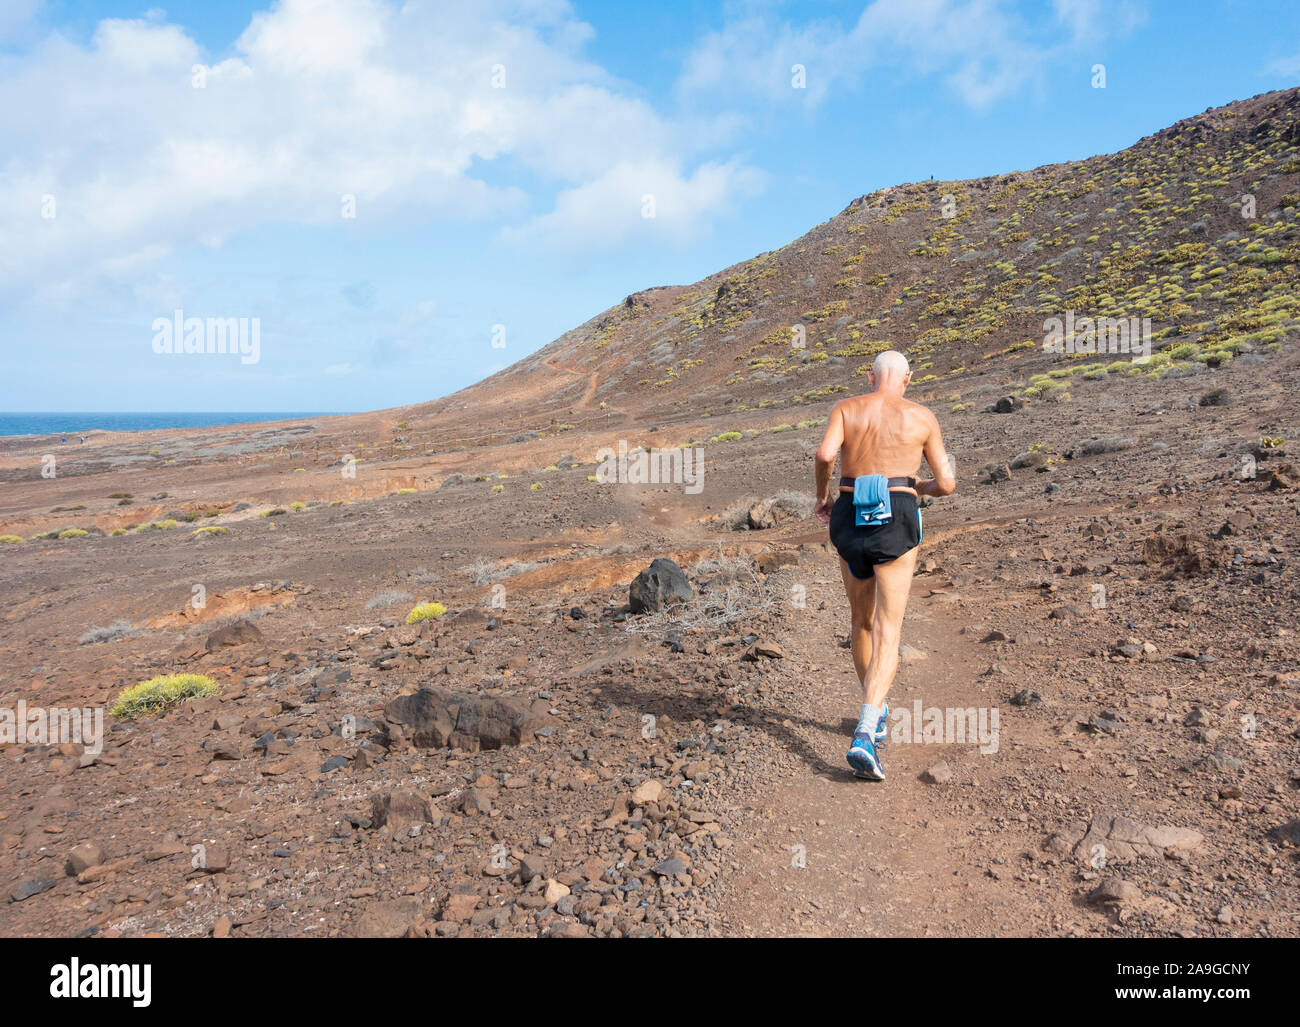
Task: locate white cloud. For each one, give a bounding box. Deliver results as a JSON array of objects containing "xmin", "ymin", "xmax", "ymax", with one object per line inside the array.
[
  {"xmin": 1053, "ymin": 0, "xmax": 1145, "ymax": 41},
  {"xmin": 678, "ymin": 0, "xmax": 1144, "ymax": 112},
  {"xmin": 0, "ymin": 0, "xmax": 760, "ymax": 300},
  {"xmin": 0, "ymin": 0, "xmax": 42, "ymax": 44},
  {"xmin": 502, "ymin": 157, "xmax": 766, "ymax": 251},
  {"xmin": 1266, "ymin": 54, "xmax": 1300, "ymax": 79}
]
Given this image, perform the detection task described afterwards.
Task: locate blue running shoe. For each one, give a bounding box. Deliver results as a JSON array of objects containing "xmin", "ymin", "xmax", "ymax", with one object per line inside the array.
[
  {"xmin": 874, "ymin": 701, "xmax": 890, "ymax": 745},
  {"xmin": 846, "ymin": 731, "xmax": 885, "ymax": 780}
]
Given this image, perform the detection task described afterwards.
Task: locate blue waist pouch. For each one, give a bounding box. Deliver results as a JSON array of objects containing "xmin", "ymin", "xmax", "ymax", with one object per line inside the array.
[{"xmin": 853, "ymin": 473, "xmax": 893, "ymax": 526}]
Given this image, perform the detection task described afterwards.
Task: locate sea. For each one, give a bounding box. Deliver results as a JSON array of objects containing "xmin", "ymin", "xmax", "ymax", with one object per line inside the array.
[{"xmin": 0, "ymin": 412, "xmax": 345, "ymax": 437}]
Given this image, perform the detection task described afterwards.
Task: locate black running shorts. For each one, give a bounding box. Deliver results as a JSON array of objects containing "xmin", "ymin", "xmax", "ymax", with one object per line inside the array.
[{"xmin": 829, "ymin": 490, "xmax": 922, "ymax": 579}]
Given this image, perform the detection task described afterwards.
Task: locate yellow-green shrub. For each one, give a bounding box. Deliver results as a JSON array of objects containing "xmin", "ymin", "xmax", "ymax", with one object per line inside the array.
[
  {"xmin": 111, "ymin": 673, "xmax": 220, "ymax": 719},
  {"xmin": 405, "ymin": 601, "xmax": 447, "ymax": 624}
]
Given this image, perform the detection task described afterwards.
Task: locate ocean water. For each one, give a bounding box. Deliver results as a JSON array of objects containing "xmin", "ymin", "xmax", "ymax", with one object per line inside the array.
[{"xmin": 0, "ymin": 412, "xmax": 345, "ymax": 437}]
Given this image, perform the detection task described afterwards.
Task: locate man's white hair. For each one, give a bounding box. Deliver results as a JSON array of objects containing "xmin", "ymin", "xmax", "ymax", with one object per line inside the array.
[{"xmin": 872, "ymin": 350, "xmax": 910, "ymax": 377}]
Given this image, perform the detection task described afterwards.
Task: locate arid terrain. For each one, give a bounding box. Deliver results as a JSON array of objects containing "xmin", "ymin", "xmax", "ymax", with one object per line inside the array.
[{"xmin": 1, "ymin": 88, "xmax": 1298, "ymax": 938}]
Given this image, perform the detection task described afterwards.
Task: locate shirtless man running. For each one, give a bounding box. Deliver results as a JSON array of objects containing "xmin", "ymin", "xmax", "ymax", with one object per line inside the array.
[{"xmin": 813, "ymin": 350, "xmax": 956, "ymax": 780}]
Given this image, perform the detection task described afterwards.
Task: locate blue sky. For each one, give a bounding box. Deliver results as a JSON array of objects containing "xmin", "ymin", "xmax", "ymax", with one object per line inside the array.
[{"xmin": 1, "ymin": 0, "xmax": 1298, "ymax": 413}]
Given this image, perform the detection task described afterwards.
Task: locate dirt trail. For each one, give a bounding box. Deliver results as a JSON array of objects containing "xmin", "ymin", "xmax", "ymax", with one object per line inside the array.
[
  {"xmin": 718, "ymin": 553, "xmax": 1021, "ymax": 935},
  {"xmin": 546, "ymin": 358, "xmax": 601, "ymax": 409}
]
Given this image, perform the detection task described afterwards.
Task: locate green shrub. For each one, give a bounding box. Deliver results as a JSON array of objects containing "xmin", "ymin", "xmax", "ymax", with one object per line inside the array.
[
  {"xmin": 405, "ymin": 601, "xmax": 447, "ymax": 624},
  {"xmin": 0, "ymin": 534, "xmax": 22, "ymax": 545},
  {"xmin": 191, "ymin": 526, "xmax": 229, "ymax": 538},
  {"xmin": 58, "ymin": 528, "xmax": 89, "ymax": 539},
  {"xmin": 708, "ymin": 431, "xmax": 743, "ymax": 443},
  {"xmin": 111, "ymin": 673, "xmax": 220, "ymax": 719},
  {"xmin": 289, "ymin": 501, "xmax": 306, "ymax": 512}
]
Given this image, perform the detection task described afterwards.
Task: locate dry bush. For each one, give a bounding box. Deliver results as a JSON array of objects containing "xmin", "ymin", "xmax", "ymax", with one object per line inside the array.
[
  {"xmin": 624, "ymin": 563, "xmax": 777, "ymax": 634},
  {"xmin": 365, "ymin": 588, "xmax": 412, "ymax": 610},
  {"xmin": 80, "ymin": 619, "xmax": 139, "ymax": 645}
]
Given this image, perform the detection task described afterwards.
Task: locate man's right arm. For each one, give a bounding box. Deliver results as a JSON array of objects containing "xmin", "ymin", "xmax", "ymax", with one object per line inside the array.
[{"xmin": 917, "ymin": 409, "xmax": 955, "ymax": 497}]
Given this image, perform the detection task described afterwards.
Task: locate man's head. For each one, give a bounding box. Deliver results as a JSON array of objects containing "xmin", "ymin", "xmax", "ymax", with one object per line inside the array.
[{"xmin": 867, "ymin": 350, "xmax": 911, "ymax": 394}]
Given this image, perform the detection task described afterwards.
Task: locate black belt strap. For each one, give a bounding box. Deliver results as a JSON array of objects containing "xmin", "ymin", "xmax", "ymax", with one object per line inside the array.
[{"xmin": 840, "ymin": 475, "xmax": 917, "ymax": 489}]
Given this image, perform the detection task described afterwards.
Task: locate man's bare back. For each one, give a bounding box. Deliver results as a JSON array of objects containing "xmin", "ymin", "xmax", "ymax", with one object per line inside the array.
[
  {"xmin": 814, "ymin": 386, "xmax": 954, "ymax": 524},
  {"xmin": 831, "ymin": 391, "xmax": 945, "ymax": 482},
  {"xmin": 810, "ymin": 350, "xmax": 955, "ymax": 781}
]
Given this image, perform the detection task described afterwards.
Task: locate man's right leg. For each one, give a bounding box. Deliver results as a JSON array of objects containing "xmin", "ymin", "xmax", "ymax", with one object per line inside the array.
[
  {"xmin": 862, "ymin": 546, "xmax": 919, "ymax": 709},
  {"xmin": 837, "ymin": 558, "xmax": 875, "ymax": 696}
]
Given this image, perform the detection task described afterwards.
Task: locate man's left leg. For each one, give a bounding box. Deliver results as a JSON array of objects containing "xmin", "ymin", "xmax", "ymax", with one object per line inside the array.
[
  {"xmin": 847, "ymin": 546, "xmax": 918, "ymax": 779},
  {"xmin": 838, "ymin": 558, "xmax": 875, "ymax": 696}
]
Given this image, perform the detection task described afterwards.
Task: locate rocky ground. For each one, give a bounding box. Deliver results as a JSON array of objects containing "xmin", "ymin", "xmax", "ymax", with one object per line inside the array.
[
  {"xmin": 1, "ymin": 87, "xmax": 1298, "ymax": 938},
  {"xmin": 1, "ymin": 342, "xmax": 1297, "ymax": 937}
]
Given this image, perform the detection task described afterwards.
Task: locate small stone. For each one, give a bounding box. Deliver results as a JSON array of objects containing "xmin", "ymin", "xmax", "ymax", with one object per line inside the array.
[
  {"xmin": 922, "ymin": 762, "xmax": 953, "ymax": 784},
  {"xmin": 631, "ymin": 780, "xmax": 664, "ymax": 805},
  {"xmin": 66, "ymin": 842, "xmax": 104, "ymax": 876},
  {"xmin": 743, "ymin": 640, "xmax": 784, "ymax": 660},
  {"xmin": 543, "ymin": 880, "xmax": 570, "ymax": 905},
  {"xmin": 1086, "ymin": 878, "xmax": 1141, "ymax": 906},
  {"xmin": 519, "ymin": 855, "xmax": 546, "ymax": 883},
  {"xmin": 10, "ymin": 878, "xmax": 55, "ymax": 902}
]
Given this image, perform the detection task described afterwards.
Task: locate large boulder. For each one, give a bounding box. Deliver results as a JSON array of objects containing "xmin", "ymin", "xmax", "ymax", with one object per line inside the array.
[
  {"xmin": 628, "ymin": 558, "xmax": 693, "ymax": 614},
  {"xmin": 383, "ymin": 686, "xmax": 547, "ymax": 752}
]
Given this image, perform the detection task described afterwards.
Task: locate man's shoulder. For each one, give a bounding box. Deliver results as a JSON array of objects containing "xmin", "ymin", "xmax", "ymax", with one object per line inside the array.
[{"xmin": 899, "ymin": 395, "xmax": 938, "ymax": 420}]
